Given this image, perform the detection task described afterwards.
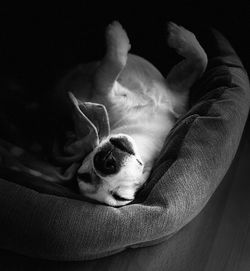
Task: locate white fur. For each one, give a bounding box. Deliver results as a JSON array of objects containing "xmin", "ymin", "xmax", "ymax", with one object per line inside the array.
[
  {"xmin": 72, "ymin": 21, "xmax": 207, "ymax": 206},
  {"xmin": 77, "ymin": 81, "xmax": 175, "ymax": 206}
]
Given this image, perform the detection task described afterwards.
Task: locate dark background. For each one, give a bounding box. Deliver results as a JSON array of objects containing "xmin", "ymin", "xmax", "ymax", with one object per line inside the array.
[
  {"xmin": 0, "ymin": 1, "xmax": 249, "ymax": 100},
  {"xmin": 0, "ymin": 2, "xmax": 250, "ymax": 270},
  {"xmin": 0, "ymin": 1, "xmax": 249, "ymax": 151}
]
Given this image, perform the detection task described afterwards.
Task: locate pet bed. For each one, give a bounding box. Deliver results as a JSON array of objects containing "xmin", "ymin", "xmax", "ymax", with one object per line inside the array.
[{"xmin": 0, "ymin": 29, "xmax": 249, "ymax": 261}]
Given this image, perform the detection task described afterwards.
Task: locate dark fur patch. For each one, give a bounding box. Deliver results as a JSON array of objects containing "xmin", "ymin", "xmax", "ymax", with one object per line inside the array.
[
  {"xmin": 77, "ymin": 172, "xmax": 92, "ymax": 183},
  {"xmin": 110, "ymin": 137, "xmax": 135, "ymax": 155}
]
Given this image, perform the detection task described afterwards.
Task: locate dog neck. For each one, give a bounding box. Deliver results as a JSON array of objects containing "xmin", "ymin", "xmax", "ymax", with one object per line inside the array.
[{"xmin": 107, "ymin": 81, "xmax": 176, "ymax": 167}]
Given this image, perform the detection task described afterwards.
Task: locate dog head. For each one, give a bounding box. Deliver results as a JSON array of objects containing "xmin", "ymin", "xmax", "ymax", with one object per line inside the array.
[
  {"xmin": 68, "ymin": 92, "xmax": 150, "ymax": 206},
  {"xmin": 77, "ymin": 133, "xmax": 146, "ymax": 206}
]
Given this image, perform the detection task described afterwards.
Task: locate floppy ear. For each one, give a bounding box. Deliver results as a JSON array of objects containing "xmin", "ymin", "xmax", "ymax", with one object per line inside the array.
[
  {"xmin": 68, "ymin": 92, "xmax": 99, "ymax": 140},
  {"xmin": 68, "ymin": 92, "xmax": 110, "ymax": 140},
  {"xmin": 65, "ymin": 92, "xmax": 110, "ymax": 156}
]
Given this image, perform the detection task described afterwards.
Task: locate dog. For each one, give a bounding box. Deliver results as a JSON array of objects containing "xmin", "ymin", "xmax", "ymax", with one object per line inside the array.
[{"xmin": 59, "ymin": 21, "xmax": 207, "ymax": 206}]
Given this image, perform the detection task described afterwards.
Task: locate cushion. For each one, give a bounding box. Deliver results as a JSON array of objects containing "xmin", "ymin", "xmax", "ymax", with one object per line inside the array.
[{"xmin": 0, "ymin": 29, "xmax": 249, "ymax": 261}]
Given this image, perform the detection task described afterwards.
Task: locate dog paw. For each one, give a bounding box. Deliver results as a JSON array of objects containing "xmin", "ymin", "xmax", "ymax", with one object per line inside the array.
[
  {"xmin": 167, "ymin": 22, "xmax": 204, "ymax": 58},
  {"xmin": 106, "ymin": 21, "xmax": 131, "ymax": 64}
]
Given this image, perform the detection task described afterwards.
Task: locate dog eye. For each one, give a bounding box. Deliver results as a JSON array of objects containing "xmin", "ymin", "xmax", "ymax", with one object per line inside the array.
[
  {"xmin": 77, "ymin": 172, "xmax": 92, "ymax": 183},
  {"xmin": 111, "ymin": 192, "xmax": 133, "ymax": 202}
]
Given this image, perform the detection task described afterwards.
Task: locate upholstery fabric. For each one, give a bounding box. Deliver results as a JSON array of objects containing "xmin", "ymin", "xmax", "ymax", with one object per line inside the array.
[{"xmin": 0, "ymin": 29, "xmax": 249, "ymax": 261}]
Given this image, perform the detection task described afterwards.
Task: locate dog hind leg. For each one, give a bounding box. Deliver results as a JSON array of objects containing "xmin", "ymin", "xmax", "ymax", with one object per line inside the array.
[
  {"xmin": 165, "ymin": 22, "xmax": 208, "ymax": 114},
  {"xmin": 94, "ymin": 21, "xmax": 131, "ymax": 95}
]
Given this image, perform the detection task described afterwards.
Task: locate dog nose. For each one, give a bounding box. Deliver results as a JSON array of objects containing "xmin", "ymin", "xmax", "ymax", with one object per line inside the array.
[{"xmin": 93, "ymin": 146, "xmax": 118, "ymax": 175}]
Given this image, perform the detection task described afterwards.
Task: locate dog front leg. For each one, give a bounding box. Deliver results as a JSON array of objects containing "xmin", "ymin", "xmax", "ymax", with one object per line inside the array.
[{"xmin": 94, "ymin": 21, "xmax": 131, "ymax": 95}]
